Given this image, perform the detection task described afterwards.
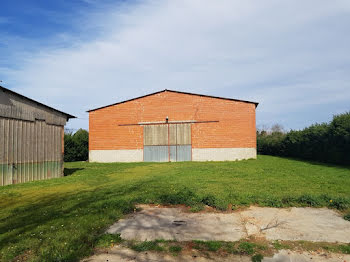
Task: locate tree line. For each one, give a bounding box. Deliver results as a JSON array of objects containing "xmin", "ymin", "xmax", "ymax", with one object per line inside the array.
[
  {"xmin": 257, "ymin": 112, "xmax": 350, "ymax": 165},
  {"xmin": 64, "ymin": 129, "xmax": 89, "ymax": 162}
]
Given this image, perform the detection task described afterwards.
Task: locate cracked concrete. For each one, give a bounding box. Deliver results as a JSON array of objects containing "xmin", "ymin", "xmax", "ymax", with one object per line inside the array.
[
  {"xmin": 107, "ymin": 205, "xmax": 245, "ymax": 241},
  {"xmin": 107, "ymin": 205, "xmax": 350, "ymax": 243}
]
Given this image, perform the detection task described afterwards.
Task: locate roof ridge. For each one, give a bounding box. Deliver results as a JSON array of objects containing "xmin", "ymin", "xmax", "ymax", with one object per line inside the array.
[{"xmin": 87, "ymin": 89, "xmax": 258, "ymax": 112}]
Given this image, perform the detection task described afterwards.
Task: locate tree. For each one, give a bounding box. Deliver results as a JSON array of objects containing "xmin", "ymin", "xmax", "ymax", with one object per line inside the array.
[{"xmin": 64, "ymin": 129, "xmax": 89, "ymax": 162}]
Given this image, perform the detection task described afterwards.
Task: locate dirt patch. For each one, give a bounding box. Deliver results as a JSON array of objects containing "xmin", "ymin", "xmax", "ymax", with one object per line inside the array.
[{"xmin": 83, "ymin": 246, "xmax": 350, "ymax": 262}]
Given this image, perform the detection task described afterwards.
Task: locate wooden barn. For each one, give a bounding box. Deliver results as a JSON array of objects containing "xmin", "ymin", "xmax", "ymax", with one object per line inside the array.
[{"xmin": 0, "ymin": 86, "xmax": 75, "ymax": 186}]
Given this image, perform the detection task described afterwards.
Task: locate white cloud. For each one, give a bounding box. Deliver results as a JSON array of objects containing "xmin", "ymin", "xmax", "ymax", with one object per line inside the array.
[{"xmin": 2, "ymin": 0, "xmax": 350, "ymax": 130}]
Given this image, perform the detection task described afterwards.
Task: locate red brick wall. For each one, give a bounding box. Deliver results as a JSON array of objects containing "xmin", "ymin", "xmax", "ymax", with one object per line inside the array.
[{"xmin": 89, "ymin": 91, "xmax": 256, "ymax": 150}]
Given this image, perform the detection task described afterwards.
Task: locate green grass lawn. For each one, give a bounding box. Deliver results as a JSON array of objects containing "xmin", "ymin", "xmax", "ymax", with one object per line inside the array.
[{"xmin": 0, "ymin": 155, "xmax": 349, "ymax": 261}]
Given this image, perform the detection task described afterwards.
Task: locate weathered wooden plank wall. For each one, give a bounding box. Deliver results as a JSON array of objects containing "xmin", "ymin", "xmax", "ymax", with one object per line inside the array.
[{"xmin": 0, "ymin": 118, "xmax": 63, "ymax": 186}]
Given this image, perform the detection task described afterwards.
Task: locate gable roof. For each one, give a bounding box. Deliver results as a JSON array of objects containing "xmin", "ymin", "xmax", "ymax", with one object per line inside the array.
[
  {"xmin": 0, "ymin": 85, "xmax": 76, "ymax": 119},
  {"xmin": 87, "ymin": 89, "xmax": 259, "ymax": 112}
]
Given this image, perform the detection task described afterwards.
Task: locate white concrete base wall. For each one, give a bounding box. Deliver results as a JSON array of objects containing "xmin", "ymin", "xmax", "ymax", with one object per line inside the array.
[
  {"xmin": 90, "ymin": 148, "xmax": 256, "ymax": 162},
  {"xmin": 89, "ymin": 149, "xmax": 143, "ymax": 162},
  {"xmin": 192, "ymin": 148, "xmax": 256, "ymax": 161}
]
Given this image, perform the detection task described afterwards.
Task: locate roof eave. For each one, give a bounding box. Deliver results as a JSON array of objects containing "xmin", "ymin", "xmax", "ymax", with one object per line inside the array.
[{"xmin": 0, "ymin": 85, "xmax": 76, "ymax": 119}]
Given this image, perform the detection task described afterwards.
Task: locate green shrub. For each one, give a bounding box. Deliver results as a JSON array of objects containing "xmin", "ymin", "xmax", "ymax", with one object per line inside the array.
[{"xmin": 257, "ymin": 112, "xmax": 350, "ymax": 165}]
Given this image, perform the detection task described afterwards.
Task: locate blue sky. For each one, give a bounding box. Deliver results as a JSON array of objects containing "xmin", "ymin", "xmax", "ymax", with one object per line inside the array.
[{"xmin": 1, "ymin": 0, "xmax": 349, "ymax": 131}]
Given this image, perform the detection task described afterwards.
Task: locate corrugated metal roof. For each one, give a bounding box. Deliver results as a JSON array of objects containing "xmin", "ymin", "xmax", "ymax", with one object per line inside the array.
[
  {"xmin": 87, "ymin": 89, "xmax": 259, "ymax": 112},
  {"xmin": 0, "ymin": 85, "xmax": 76, "ymax": 119}
]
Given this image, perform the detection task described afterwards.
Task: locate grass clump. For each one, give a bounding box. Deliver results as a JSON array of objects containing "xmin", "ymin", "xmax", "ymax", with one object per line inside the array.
[
  {"xmin": 251, "ymin": 254, "xmax": 264, "ymax": 262},
  {"xmin": 95, "ymin": 234, "xmax": 122, "ymax": 248},
  {"xmin": 339, "ymin": 244, "xmax": 350, "ymax": 254},
  {"xmin": 159, "ymin": 188, "xmax": 200, "ymax": 206},
  {"xmin": 169, "ymin": 245, "xmax": 182, "ymax": 255},
  {"xmin": 272, "ymin": 240, "xmax": 291, "ymax": 250},
  {"xmin": 238, "ymin": 242, "xmax": 258, "ymax": 255},
  {"xmin": 192, "ymin": 240, "xmax": 222, "ymax": 251},
  {"xmin": 192, "ymin": 240, "xmax": 218, "ymax": 251},
  {"xmin": 130, "ymin": 240, "xmax": 165, "ymax": 252},
  {"xmin": 344, "ymin": 213, "xmax": 350, "ymax": 221}
]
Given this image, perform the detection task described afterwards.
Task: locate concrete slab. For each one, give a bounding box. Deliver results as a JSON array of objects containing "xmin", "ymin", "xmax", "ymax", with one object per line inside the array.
[
  {"xmin": 107, "ymin": 205, "xmax": 245, "ymax": 241},
  {"xmin": 107, "ymin": 205, "xmax": 350, "ymax": 243},
  {"xmin": 240, "ymin": 207, "xmax": 350, "ymax": 242},
  {"xmin": 263, "ymin": 250, "xmax": 350, "ymax": 262}
]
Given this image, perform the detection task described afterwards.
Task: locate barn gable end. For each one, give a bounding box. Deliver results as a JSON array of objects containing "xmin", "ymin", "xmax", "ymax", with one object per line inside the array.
[
  {"xmin": 0, "ymin": 86, "xmax": 75, "ymax": 186},
  {"xmin": 89, "ymin": 90, "xmax": 257, "ymax": 162}
]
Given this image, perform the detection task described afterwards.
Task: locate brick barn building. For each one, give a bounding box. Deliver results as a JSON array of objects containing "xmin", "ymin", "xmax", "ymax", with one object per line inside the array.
[{"xmin": 88, "ymin": 90, "xmax": 258, "ymax": 162}]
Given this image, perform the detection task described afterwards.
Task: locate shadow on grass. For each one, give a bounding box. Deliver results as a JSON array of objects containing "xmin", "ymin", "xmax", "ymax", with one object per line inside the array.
[
  {"xmin": 258, "ymin": 154, "xmax": 350, "ymax": 170},
  {"xmin": 64, "ymin": 168, "xmax": 84, "ymax": 176}
]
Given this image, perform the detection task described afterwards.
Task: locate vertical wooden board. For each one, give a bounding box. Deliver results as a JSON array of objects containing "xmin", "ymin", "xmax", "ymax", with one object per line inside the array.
[
  {"xmin": 38, "ymin": 122, "xmax": 41, "ymax": 180},
  {"xmin": 22, "ymin": 121, "xmax": 26, "ymax": 182},
  {"xmin": 57, "ymin": 126, "xmax": 61, "ymax": 177},
  {"xmin": 144, "ymin": 125, "xmax": 168, "ymax": 145},
  {"xmin": 55, "ymin": 126, "xmax": 59, "ymax": 177},
  {"xmin": 25, "ymin": 121, "xmax": 30, "ymax": 182},
  {"xmin": 169, "ymin": 125, "xmax": 177, "ymax": 145},
  {"xmin": 52, "ymin": 126, "xmax": 56, "ymax": 177},
  {"xmin": 0, "ymin": 118, "xmax": 3, "ymax": 185},
  {"xmin": 56, "ymin": 126, "xmax": 60, "ymax": 177},
  {"xmin": 44, "ymin": 122, "xmax": 47, "ymax": 179},
  {"xmin": 13, "ymin": 119, "xmax": 18, "ymax": 183},
  {"xmin": 42, "ymin": 121, "xmax": 45, "ymax": 180},
  {"xmin": 61, "ymin": 126, "xmax": 64, "ymax": 176},
  {"xmin": 50, "ymin": 125, "xmax": 53, "ymax": 177},
  {"xmin": 33, "ymin": 121, "xmax": 37, "ymax": 181},
  {"xmin": 27, "ymin": 121, "xmax": 30, "ymax": 181},
  {"xmin": 30, "ymin": 122, "xmax": 33, "ymax": 180},
  {"xmin": 47, "ymin": 125, "xmax": 51, "ymax": 178},
  {"xmin": 0, "ymin": 118, "xmax": 4, "ymax": 186},
  {"xmin": 18, "ymin": 120, "xmax": 23, "ymax": 183},
  {"xmin": 36, "ymin": 121, "xmax": 40, "ymax": 180},
  {"xmin": 35, "ymin": 122, "xmax": 37, "ymax": 180},
  {"xmin": 176, "ymin": 124, "xmax": 191, "ymax": 145},
  {"xmin": 4, "ymin": 119, "xmax": 11, "ymax": 185},
  {"xmin": 7, "ymin": 119, "xmax": 12, "ymax": 183},
  {"xmin": 0, "ymin": 118, "xmax": 4, "ymax": 163}
]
